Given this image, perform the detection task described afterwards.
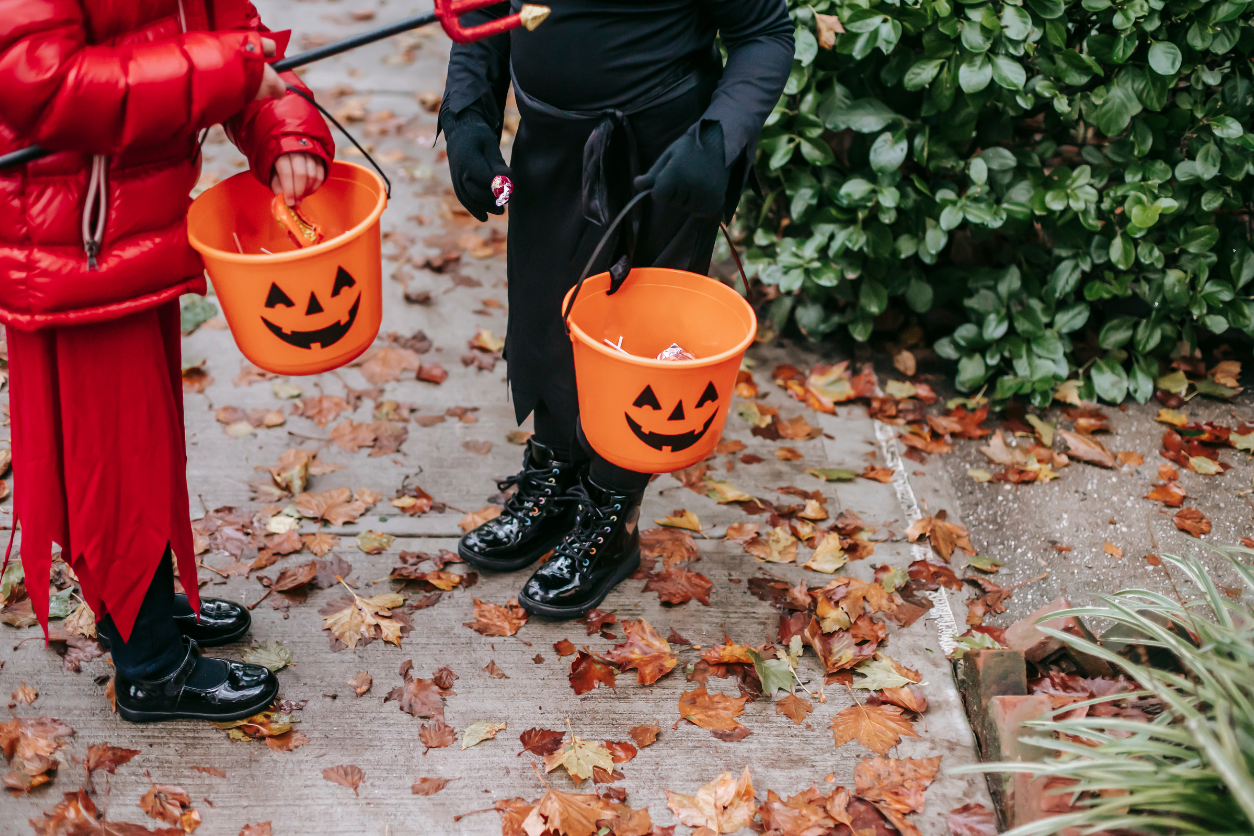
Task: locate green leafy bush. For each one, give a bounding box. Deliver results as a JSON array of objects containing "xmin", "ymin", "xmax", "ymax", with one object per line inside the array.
[
  {"xmin": 742, "ymin": 0, "xmax": 1254, "ymax": 405},
  {"xmin": 964, "ymin": 547, "xmax": 1254, "ymax": 834}
]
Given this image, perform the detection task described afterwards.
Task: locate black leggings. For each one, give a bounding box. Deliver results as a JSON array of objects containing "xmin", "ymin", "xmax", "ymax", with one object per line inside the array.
[
  {"xmin": 533, "ymin": 401, "xmax": 651, "ymax": 494},
  {"xmin": 96, "ymin": 551, "xmax": 185, "ymax": 680}
]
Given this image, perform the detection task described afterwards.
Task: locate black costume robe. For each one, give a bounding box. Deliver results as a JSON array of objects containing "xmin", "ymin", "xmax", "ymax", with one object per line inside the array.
[{"xmin": 441, "ymin": 0, "xmax": 793, "ymax": 465}]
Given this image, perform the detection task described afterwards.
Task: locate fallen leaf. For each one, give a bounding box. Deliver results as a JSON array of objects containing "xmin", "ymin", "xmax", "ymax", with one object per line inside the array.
[
  {"xmin": 1104, "ymin": 541, "xmax": 1123, "ymax": 559},
  {"xmin": 554, "ymin": 639, "xmax": 577, "ymax": 656},
  {"xmin": 484, "ymin": 660, "xmax": 509, "ymax": 679},
  {"xmin": 776, "ymin": 447, "xmax": 804, "ymax": 461},
  {"xmin": 705, "ymin": 480, "xmax": 754, "ymax": 504},
  {"xmin": 665, "ymin": 767, "xmax": 755, "ymax": 834},
  {"xmin": 140, "ymin": 779, "xmax": 201, "ymax": 832},
  {"xmin": 190, "ymin": 765, "xmax": 225, "ymax": 778},
  {"xmin": 1144, "ymin": 481, "xmax": 1186, "ymax": 507},
  {"xmin": 1058, "ymin": 429, "xmax": 1117, "ymax": 468},
  {"xmin": 322, "ymin": 765, "xmax": 364, "ymax": 796},
  {"xmin": 419, "ymin": 720, "xmax": 456, "ymax": 754},
  {"xmin": 348, "ymin": 672, "xmax": 372, "ymax": 697},
  {"xmin": 544, "ymin": 733, "xmax": 614, "ymax": 784},
  {"xmin": 947, "ymin": 802, "xmax": 998, "ymax": 836},
  {"xmin": 459, "ymin": 506, "xmax": 502, "ymax": 533},
  {"xmin": 85, "ymin": 743, "xmax": 139, "ymax": 775},
  {"xmin": 639, "ymin": 528, "xmax": 698, "ymax": 567},
  {"xmin": 412, "ymin": 777, "xmax": 451, "ymax": 796},
  {"xmin": 265, "ymin": 730, "xmax": 309, "ymax": 752},
  {"xmin": 654, "ymin": 510, "xmax": 702, "ymax": 531},
  {"xmin": 855, "ymin": 756, "xmax": 940, "ymax": 835},
  {"xmin": 601, "ymin": 619, "xmax": 677, "ymax": 685},
  {"xmin": 569, "ymin": 650, "xmax": 617, "ymax": 695},
  {"xmin": 322, "ymin": 589, "xmax": 408, "ymax": 650},
  {"xmin": 628, "ymin": 723, "xmax": 660, "ymax": 748},
  {"xmin": 644, "ymin": 568, "xmax": 713, "ymax": 606},
  {"xmin": 461, "ymin": 720, "xmax": 507, "ymax": 749},
  {"xmin": 520, "ymin": 788, "xmax": 615, "ymax": 836},
  {"xmin": 357, "ymin": 346, "xmax": 421, "ymax": 385},
  {"xmin": 904, "ymin": 512, "xmax": 975, "ymax": 561},
  {"xmin": 463, "ymin": 598, "xmax": 528, "ymax": 636},
  {"xmin": 806, "ymin": 468, "xmax": 858, "ymax": 482},
  {"xmin": 1173, "ymin": 507, "xmax": 1212, "ymax": 537},
  {"xmin": 775, "ymin": 693, "xmax": 813, "ymax": 725},
  {"xmin": 240, "ymin": 640, "xmax": 292, "ymax": 672},
  {"xmin": 829, "ymin": 703, "xmax": 918, "ymax": 754},
  {"xmin": 11, "ymin": 682, "xmax": 37, "ymax": 705},
  {"xmin": 0, "ymin": 715, "xmax": 74, "ymax": 790},
  {"xmin": 519, "ymin": 728, "xmax": 566, "ymax": 757},
  {"xmin": 677, "ymin": 686, "xmax": 749, "ymax": 733}
]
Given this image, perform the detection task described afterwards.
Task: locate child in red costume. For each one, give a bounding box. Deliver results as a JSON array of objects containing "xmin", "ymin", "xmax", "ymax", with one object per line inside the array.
[{"xmin": 0, "ymin": 0, "xmax": 333, "ymax": 722}]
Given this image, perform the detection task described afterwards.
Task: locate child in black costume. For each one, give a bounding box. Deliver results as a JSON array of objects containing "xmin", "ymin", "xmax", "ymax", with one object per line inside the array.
[{"xmin": 441, "ymin": 0, "xmax": 794, "ymax": 618}]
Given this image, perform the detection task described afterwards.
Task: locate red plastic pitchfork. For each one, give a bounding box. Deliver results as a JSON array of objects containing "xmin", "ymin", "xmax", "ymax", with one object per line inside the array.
[{"xmin": 0, "ymin": 2, "xmax": 551, "ymax": 170}]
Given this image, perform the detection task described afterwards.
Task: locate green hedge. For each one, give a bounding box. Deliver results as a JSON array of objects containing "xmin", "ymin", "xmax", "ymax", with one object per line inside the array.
[{"xmin": 741, "ymin": 0, "xmax": 1254, "ymax": 406}]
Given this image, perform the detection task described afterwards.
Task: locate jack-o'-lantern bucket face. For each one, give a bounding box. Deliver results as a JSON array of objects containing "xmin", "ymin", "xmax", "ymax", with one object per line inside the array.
[
  {"xmin": 187, "ymin": 161, "xmax": 387, "ymax": 376},
  {"xmin": 564, "ymin": 268, "xmax": 757, "ymax": 474}
]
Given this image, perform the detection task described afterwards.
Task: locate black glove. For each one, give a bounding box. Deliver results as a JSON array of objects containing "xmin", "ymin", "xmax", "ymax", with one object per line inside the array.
[
  {"xmin": 443, "ymin": 106, "xmax": 510, "ymax": 222},
  {"xmin": 633, "ymin": 120, "xmax": 728, "ymax": 220}
]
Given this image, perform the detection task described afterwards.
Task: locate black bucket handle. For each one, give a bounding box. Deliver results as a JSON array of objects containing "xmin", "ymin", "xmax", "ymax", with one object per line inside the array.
[
  {"xmin": 560, "ymin": 190, "xmax": 752, "ymax": 335},
  {"xmin": 285, "ymin": 85, "xmax": 392, "ymax": 200}
]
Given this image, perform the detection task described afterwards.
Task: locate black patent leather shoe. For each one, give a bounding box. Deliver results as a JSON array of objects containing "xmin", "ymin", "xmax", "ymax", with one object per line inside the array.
[
  {"xmin": 517, "ymin": 475, "xmax": 644, "ymax": 619},
  {"xmin": 98, "ymin": 594, "xmax": 251, "ymax": 651},
  {"xmin": 174, "ymin": 593, "xmax": 250, "ymax": 646},
  {"xmin": 458, "ymin": 439, "xmax": 585, "ymax": 572},
  {"xmin": 115, "ymin": 638, "xmax": 279, "ymax": 724}
]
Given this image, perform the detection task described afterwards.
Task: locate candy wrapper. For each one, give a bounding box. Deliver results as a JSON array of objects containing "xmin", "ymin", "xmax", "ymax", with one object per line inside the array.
[
  {"xmin": 656, "ymin": 343, "xmax": 696, "ymax": 361},
  {"xmin": 271, "ymin": 195, "xmax": 323, "ymax": 248},
  {"xmin": 492, "ymin": 175, "xmax": 513, "ymax": 208}
]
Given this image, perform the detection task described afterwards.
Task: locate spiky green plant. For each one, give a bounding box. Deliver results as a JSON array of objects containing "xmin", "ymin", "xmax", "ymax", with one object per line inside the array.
[{"xmin": 961, "ymin": 546, "xmax": 1254, "ymax": 836}]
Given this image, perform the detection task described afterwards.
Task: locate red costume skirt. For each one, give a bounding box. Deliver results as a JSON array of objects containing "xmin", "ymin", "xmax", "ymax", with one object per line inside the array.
[{"xmin": 8, "ymin": 301, "xmax": 199, "ymax": 641}]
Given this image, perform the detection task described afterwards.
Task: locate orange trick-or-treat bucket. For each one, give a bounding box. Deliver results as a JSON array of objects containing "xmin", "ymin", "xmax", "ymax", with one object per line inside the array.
[
  {"xmin": 187, "ymin": 161, "xmax": 387, "ymax": 376},
  {"xmin": 563, "ymin": 267, "xmax": 757, "ymax": 473}
]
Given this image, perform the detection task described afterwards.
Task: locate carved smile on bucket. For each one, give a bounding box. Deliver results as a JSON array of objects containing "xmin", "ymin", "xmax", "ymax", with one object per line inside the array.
[
  {"xmin": 260, "ymin": 267, "xmax": 360, "ymax": 350},
  {"xmin": 624, "ymin": 382, "xmax": 719, "ymax": 452}
]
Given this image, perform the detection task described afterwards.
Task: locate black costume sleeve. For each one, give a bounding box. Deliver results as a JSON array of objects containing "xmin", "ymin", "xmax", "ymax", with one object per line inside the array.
[
  {"xmin": 439, "ymin": 2, "xmax": 513, "ymax": 132},
  {"xmin": 700, "ymin": 0, "xmax": 795, "ymax": 169}
]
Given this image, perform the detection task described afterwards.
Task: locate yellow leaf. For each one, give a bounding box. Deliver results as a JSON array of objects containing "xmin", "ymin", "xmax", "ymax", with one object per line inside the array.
[
  {"xmin": 1155, "ymin": 408, "xmax": 1188, "ymax": 427},
  {"xmin": 654, "ymin": 510, "xmax": 702, "ymax": 531}
]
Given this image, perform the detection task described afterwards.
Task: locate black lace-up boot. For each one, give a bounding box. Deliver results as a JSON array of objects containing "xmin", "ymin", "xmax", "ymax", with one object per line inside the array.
[
  {"xmin": 517, "ymin": 475, "xmax": 644, "ymax": 619},
  {"xmin": 458, "ymin": 439, "xmax": 585, "ymax": 572}
]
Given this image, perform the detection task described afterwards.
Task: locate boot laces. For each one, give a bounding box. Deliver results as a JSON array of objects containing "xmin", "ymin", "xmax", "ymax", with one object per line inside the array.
[
  {"xmin": 554, "ymin": 485, "xmax": 620, "ymax": 563},
  {"xmin": 496, "ymin": 457, "xmax": 569, "ymax": 523}
]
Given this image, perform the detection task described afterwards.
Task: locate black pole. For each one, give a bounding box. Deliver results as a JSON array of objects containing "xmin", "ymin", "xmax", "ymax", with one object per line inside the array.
[{"xmin": 0, "ymin": 10, "xmax": 441, "ymax": 171}]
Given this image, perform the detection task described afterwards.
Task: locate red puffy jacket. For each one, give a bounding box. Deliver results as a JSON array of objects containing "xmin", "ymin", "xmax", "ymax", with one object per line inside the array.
[{"xmin": 0, "ymin": 0, "xmax": 334, "ymax": 330}]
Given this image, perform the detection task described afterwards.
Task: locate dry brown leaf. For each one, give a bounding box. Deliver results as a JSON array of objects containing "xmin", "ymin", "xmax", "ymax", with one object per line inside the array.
[
  {"xmin": 322, "ymin": 765, "xmax": 365, "ymax": 796},
  {"xmin": 904, "ymin": 512, "xmax": 975, "ymax": 561},
  {"xmin": 775, "ymin": 693, "xmax": 813, "ymax": 725},
  {"xmin": 322, "ymin": 589, "xmax": 407, "ymax": 650},
  {"xmin": 459, "ymin": 506, "xmax": 502, "ymax": 533},
  {"xmin": 1173, "ymin": 507, "xmax": 1212, "ymax": 537},
  {"xmin": 419, "ymin": 720, "xmax": 456, "ymax": 754},
  {"xmin": 568, "ymin": 650, "xmax": 617, "ymax": 695},
  {"xmin": 1058, "ymin": 429, "xmax": 1117, "ymax": 468},
  {"xmin": 643, "ymin": 567, "xmax": 713, "ymax": 606},
  {"xmin": 412, "ymin": 776, "xmax": 451, "ymax": 796},
  {"xmin": 601, "ymin": 619, "xmax": 678, "ymax": 685},
  {"xmin": 639, "ymin": 528, "xmax": 698, "ymax": 568},
  {"xmin": 348, "ymin": 672, "xmax": 372, "ymax": 697},
  {"xmin": 463, "ymin": 598, "xmax": 528, "ymax": 636},
  {"xmin": 140, "ymin": 779, "xmax": 201, "ymax": 832},
  {"xmin": 665, "ymin": 767, "xmax": 756, "ymax": 834},
  {"xmin": 677, "ymin": 686, "xmax": 748, "ymax": 733},
  {"xmin": 628, "ymin": 723, "xmax": 660, "ymax": 748},
  {"xmin": 829, "ymin": 703, "xmax": 919, "ymax": 754},
  {"xmin": 11, "ymin": 682, "xmax": 37, "ymax": 705}
]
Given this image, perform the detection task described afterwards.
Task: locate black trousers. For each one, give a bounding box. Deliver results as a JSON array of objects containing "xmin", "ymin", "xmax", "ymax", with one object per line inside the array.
[
  {"xmin": 506, "ymin": 74, "xmax": 721, "ymax": 494},
  {"xmin": 97, "ymin": 551, "xmax": 185, "ymax": 680}
]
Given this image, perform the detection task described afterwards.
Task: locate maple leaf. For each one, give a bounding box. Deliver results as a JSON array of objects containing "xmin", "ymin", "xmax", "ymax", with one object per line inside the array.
[
  {"xmin": 605, "ymin": 740, "xmax": 637, "ymax": 764},
  {"xmin": 412, "ymin": 777, "xmax": 450, "ymax": 796},
  {"xmin": 643, "ymin": 567, "xmax": 712, "ymax": 606},
  {"xmin": 31, "ymin": 789, "xmax": 179, "ymax": 836},
  {"xmin": 0, "ymin": 715, "xmax": 74, "ymax": 791},
  {"xmin": 579, "ymin": 608, "xmax": 619, "ymax": 635},
  {"xmin": 554, "ymin": 638, "xmax": 577, "ymax": 656},
  {"xmin": 240, "ymin": 823, "xmax": 273, "ymax": 836},
  {"xmin": 459, "ymin": 506, "xmax": 502, "ymax": 533},
  {"xmin": 393, "ymin": 678, "xmax": 447, "ymax": 720},
  {"xmin": 665, "ymin": 767, "xmax": 756, "ymax": 834},
  {"xmin": 463, "ymin": 597, "xmax": 528, "ymax": 636},
  {"xmin": 879, "ymin": 686, "xmax": 929, "ymax": 715},
  {"xmin": 356, "ymin": 530, "xmax": 395, "ymax": 554},
  {"xmin": 240, "ymin": 640, "xmax": 292, "ymax": 672},
  {"xmin": 853, "ymin": 656, "xmax": 918, "ymax": 691},
  {"xmin": 519, "ymin": 728, "xmax": 566, "ymax": 757},
  {"xmin": 11, "ymin": 682, "xmax": 37, "ymax": 705},
  {"xmin": 140, "ymin": 778, "xmax": 201, "ymax": 832},
  {"xmin": 85, "ymin": 743, "xmax": 139, "ymax": 775},
  {"xmin": 601, "ymin": 619, "xmax": 677, "ymax": 685},
  {"xmin": 704, "ymin": 480, "xmax": 755, "ymax": 503},
  {"xmin": 295, "ymin": 487, "xmax": 369, "ymax": 526},
  {"xmin": 803, "ymin": 532, "xmax": 847, "ymax": 573},
  {"xmin": 855, "ymin": 756, "xmax": 941, "ymax": 836},
  {"xmin": 948, "ymin": 802, "xmax": 998, "ymax": 836},
  {"xmin": 312, "ymin": 554, "xmax": 354, "ymax": 588},
  {"xmin": 292, "ymin": 395, "xmax": 349, "ymax": 428},
  {"xmin": 265, "ymin": 730, "xmax": 309, "ymax": 752},
  {"xmin": 862, "ymin": 465, "xmax": 895, "ymax": 483},
  {"xmin": 775, "ymin": 693, "xmax": 814, "ymax": 725},
  {"xmin": 1144, "ymin": 481, "xmax": 1186, "ymax": 507},
  {"xmin": 628, "ymin": 723, "xmax": 660, "ymax": 749},
  {"xmin": 544, "ymin": 732, "xmax": 614, "ymax": 784},
  {"xmin": 677, "ymin": 686, "xmax": 749, "ymax": 733},
  {"xmin": 322, "ymin": 586, "xmax": 408, "ymax": 650},
  {"xmin": 322, "ymin": 765, "xmax": 365, "ymax": 796},
  {"xmin": 419, "ymin": 720, "xmax": 456, "ymax": 754},
  {"xmin": 520, "ymin": 789, "xmax": 611, "ymax": 836},
  {"xmin": 569, "ymin": 650, "xmax": 617, "ymax": 695},
  {"xmin": 356, "ymin": 345, "xmax": 422, "ymax": 385},
  {"xmin": 724, "ymin": 523, "xmax": 760, "ymax": 544},
  {"xmin": 470, "ymin": 326, "xmax": 505, "ymax": 353},
  {"xmin": 461, "ymin": 720, "xmax": 507, "ymax": 749},
  {"xmin": 1173, "ymin": 507, "xmax": 1212, "ymax": 537},
  {"xmin": 639, "ymin": 528, "xmax": 698, "ymax": 567},
  {"xmin": 830, "ymin": 703, "xmax": 919, "ymax": 754},
  {"xmin": 1058, "ymin": 429, "xmax": 1117, "ymax": 468},
  {"xmin": 904, "ymin": 511, "xmax": 975, "ymax": 561}
]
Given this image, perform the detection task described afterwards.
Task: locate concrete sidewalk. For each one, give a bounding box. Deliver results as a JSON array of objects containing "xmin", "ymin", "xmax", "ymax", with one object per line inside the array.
[{"xmin": 0, "ymin": 2, "xmax": 991, "ymax": 834}]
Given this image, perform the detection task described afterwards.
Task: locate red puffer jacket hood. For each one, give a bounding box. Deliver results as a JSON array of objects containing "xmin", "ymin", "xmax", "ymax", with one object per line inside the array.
[{"xmin": 0, "ymin": 0, "xmax": 334, "ymax": 330}]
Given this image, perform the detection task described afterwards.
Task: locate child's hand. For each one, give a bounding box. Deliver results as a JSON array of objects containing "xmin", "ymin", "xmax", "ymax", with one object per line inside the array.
[
  {"xmin": 271, "ymin": 153, "xmax": 326, "ymax": 207},
  {"xmin": 254, "ymin": 38, "xmax": 285, "ymax": 101}
]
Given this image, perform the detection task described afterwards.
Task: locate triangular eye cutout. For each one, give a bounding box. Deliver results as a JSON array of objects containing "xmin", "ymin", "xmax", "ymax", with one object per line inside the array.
[
  {"xmin": 265, "ymin": 283, "xmax": 295, "ymax": 308},
  {"xmin": 696, "ymin": 382, "xmax": 718, "ymax": 408},
  {"xmin": 332, "ymin": 266, "xmax": 356, "ymax": 297},
  {"xmin": 667, "ymin": 401, "xmax": 685, "ymax": 421},
  {"xmin": 632, "ymin": 385, "xmax": 662, "ymax": 410},
  {"xmin": 306, "ymin": 292, "xmax": 324, "ymax": 315}
]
